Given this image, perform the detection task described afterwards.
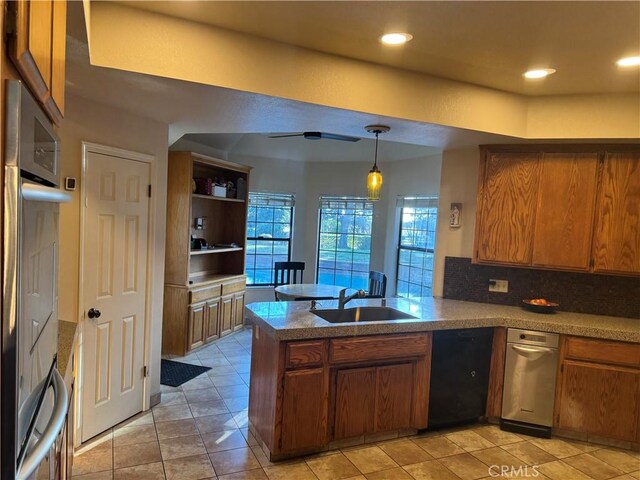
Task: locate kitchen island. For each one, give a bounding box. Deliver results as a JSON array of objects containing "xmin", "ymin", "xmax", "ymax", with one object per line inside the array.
[{"xmin": 246, "ymin": 298, "xmax": 640, "ymax": 460}]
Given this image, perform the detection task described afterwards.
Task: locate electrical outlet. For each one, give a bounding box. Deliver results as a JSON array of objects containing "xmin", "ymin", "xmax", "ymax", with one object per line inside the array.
[{"xmin": 489, "ymin": 279, "xmax": 509, "ymax": 293}]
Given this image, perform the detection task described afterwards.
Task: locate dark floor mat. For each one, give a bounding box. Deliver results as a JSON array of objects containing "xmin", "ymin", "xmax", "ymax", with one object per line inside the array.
[{"xmin": 160, "ymin": 359, "xmax": 211, "ymax": 387}]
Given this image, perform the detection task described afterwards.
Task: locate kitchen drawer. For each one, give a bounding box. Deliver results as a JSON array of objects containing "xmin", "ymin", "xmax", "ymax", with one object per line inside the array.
[
  {"xmin": 190, "ymin": 284, "xmax": 222, "ymax": 304},
  {"xmin": 330, "ymin": 334, "xmax": 429, "ymax": 365},
  {"xmin": 222, "ymin": 279, "xmax": 246, "ymax": 295},
  {"xmin": 564, "ymin": 336, "xmax": 640, "ymax": 367},
  {"xmin": 286, "ymin": 340, "xmax": 326, "ymax": 368}
]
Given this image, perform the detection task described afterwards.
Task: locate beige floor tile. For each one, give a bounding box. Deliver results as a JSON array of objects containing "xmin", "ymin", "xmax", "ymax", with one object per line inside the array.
[
  {"xmin": 113, "ymin": 462, "xmax": 165, "ymax": 480},
  {"xmin": 471, "ymin": 446, "xmax": 526, "ymax": 470},
  {"xmin": 411, "ymin": 436, "xmax": 465, "ymax": 458},
  {"xmin": 365, "ymin": 467, "xmax": 414, "ymax": 479},
  {"xmin": 160, "ymin": 391, "xmax": 188, "ymax": 406},
  {"xmin": 629, "ymin": 472, "xmax": 640, "ymax": 479},
  {"xmin": 208, "ymin": 365, "xmax": 239, "ymax": 377},
  {"xmin": 343, "ymin": 446, "xmax": 398, "ymax": 474},
  {"xmin": 113, "ymin": 440, "xmax": 162, "ymax": 470},
  {"xmin": 218, "ymin": 469, "xmax": 268, "ymax": 480},
  {"xmin": 120, "ymin": 411, "xmax": 155, "ymax": 428},
  {"xmin": 263, "ymin": 462, "xmax": 318, "ymax": 480},
  {"xmin": 591, "ymin": 449, "xmax": 640, "ymax": 473},
  {"xmin": 563, "ymin": 453, "xmax": 624, "ymax": 480},
  {"xmin": 72, "ymin": 440, "xmax": 114, "ymax": 476},
  {"xmin": 212, "ymin": 374, "xmax": 246, "ymax": 387},
  {"xmin": 473, "ymin": 426, "xmax": 523, "ymax": 446},
  {"xmin": 224, "ymin": 396, "xmax": 249, "ymax": 413},
  {"xmin": 155, "ymin": 418, "xmax": 199, "ymax": 440},
  {"xmin": 163, "ymin": 453, "xmax": 216, "ymax": 480},
  {"xmin": 445, "ymin": 430, "xmax": 496, "ymax": 452},
  {"xmin": 403, "ymin": 459, "xmax": 461, "ymax": 480},
  {"xmin": 202, "ymin": 429, "xmax": 248, "ymax": 452},
  {"xmin": 439, "ymin": 453, "xmax": 492, "ymax": 480},
  {"xmin": 216, "ymin": 384, "xmax": 250, "ymax": 399},
  {"xmin": 210, "ymin": 447, "xmax": 262, "ymax": 475},
  {"xmin": 233, "ymin": 410, "xmax": 250, "ymax": 429},
  {"xmin": 113, "ymin": 424, "xmax": 158, "ymax": 447},
  {"xmin": 530, "ymin": 438, "xmax": 584, "ymax": 459},
  {"xmin": 378, "ymin": 439, "xmax": 433, "ymax": 466},
  {"xmin": 501, "ymin": 441, "xmax": 557, "ymax": 465},
  {"xmin": 152, "ymin": 404, "xmax": 193, "ymax": 423},
  {"xmin": 196, "ymin": 412, "xmax": 238, "ymax": 434},
  {"xmin": 566, "ymin": 439, "xmax": 601, "ymax": 453},
  {"xmin": 609, "ymin": 476, "xmax": 638, "ymax": 480},
  {"xmin": 306, "ymin": 452, "xmax": 362, "ymax": 480},
  {"xmin": 234, "ymin": 364, "xmax": 252, "ymax": 374},
  {"xmin": 72, "ymin": 471, "xmax": 114, "ymax": 479},
  {"xmin": 184, "ymin": 387, "xmax": 222, "ymax": 403},
  {"xmin": 538, "ymin": 460, "xmax": 594, "ymax": 480},
  {"xmin": 159, "ymin": 434, "xmax": 207, "ymax": 460},
  {"xmin": 181, "ymin": 376, "xmax": 215, "ymax": 391},
  {"xmin": 200, "ymin": 357, "xmax": 232, "ymax": 367},
  {"xmin": 189, "ymin": 399, "xmax": 229, "ymax": 417}
]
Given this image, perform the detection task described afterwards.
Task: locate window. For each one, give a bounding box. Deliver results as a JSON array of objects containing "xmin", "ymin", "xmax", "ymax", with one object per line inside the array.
[
  {"xmin": 317, "ymin": 196, "xmax": 373, "ymax": 290},
  {"xmin": 396, "ymin": 196, "xmax": 438, "ymax": 298},
  {"xmin": 245, "ymin": 192, "xmax": 294, "ymax": 286}
]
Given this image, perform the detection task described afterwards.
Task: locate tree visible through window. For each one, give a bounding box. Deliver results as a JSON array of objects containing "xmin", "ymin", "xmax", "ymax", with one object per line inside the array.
[
  {"xmin": 317, "ymin": 196, "xmax": 373, "ymax": 290},
  {"xmin": 245, "ymin": 192, "xmax": 294, "ymax": 286},
  {"xmin": 396, "ymin": 197, "xmax": 438, "ymax": 298}
]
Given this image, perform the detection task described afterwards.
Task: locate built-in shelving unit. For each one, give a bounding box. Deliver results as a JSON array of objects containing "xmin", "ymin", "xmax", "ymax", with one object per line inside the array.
[
  {"xmin": 192, "ymin": 193, "xmax": 245, "ymax": 203},
  {"xmin": 190, "ymin": 247, "xmax": 244, "ymax": 256}
]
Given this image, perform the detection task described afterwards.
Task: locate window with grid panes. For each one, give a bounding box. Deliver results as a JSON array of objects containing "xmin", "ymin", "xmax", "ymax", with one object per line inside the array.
[
  {"xmin": 396, "ymin": 196, "xmax": 438, "ymax": 298},
  {"xmin": 245, "ymin": 192, "xmax": 294, "ymax": 286},
  {"xmin": 316, "ymin": 196, "xmax": 373, "ymax": 290}
]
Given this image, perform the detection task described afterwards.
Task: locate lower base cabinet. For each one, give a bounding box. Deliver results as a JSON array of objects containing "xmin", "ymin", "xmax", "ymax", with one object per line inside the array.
[{"xmin": 555, "ymin": 336, "xmax": 640, "ymax": 443}]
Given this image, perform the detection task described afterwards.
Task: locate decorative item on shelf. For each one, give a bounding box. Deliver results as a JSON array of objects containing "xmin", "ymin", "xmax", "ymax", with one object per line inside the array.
[
  {"xmin": 522, "ymin": 298, "xmax": 559, "ymax": 314},
  {"xmin": 213, "ymin": 184, "xmax": 227, "ymax": 197},
  {"xmin": 226, "ymin": 181, "xmax": 237, "ymax": 199},
  {"xmin": 191, "ymin": 237, "xmax": 208, "ymax": 250},
  {"xmin": 194, "ymin": 177, "xmax": 213, "ymax": 195},
  {"xmin": 236, "ymin": 178, "xmax": 247, "ymax": 199},
  {"xmin": 194, "ymin": 217, "xmax": 206, "ymax": 230},
  {"xmin": 449, "ymin": 203, "xmax": 462, "ymax": 228},
  {"xmin": 365, "ymin": 124, "xmax": 390, "ymax": 201},
  {"xmin": 214, "ymin": 242, "xmax": 241, "ymax": 248}
]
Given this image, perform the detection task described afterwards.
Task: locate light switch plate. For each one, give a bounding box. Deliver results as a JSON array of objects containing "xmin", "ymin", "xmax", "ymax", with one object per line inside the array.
[{"xmin": 489, "ymin": 279, "xmax": 509, "ymax": 293}]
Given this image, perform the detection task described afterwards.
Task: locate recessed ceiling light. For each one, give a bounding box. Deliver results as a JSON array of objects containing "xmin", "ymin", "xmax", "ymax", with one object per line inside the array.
[
  {"xmin": 523, "ymin": 68, "xmax": 556, "ymax": 79},
  {"xmin": 380, "ymin": 33, "xmax": 413, "ymax": 45},
  {"xmin": 617, "ymin": 56, "xmax": 640, "ymax": 67}
]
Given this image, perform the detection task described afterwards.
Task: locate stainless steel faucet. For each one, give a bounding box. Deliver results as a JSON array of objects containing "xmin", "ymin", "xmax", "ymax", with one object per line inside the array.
[{"xmin": 338, "ymin": 288, "xmax": 366, "ymax": 309}]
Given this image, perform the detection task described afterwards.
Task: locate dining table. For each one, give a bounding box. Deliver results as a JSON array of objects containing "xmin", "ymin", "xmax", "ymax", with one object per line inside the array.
[{"xmin": 274, "ymin": 283, "xmax": 349, "ymax": 301}]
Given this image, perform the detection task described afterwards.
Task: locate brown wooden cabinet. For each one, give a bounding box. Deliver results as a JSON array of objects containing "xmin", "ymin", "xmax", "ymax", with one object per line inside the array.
[
  {"xmin": 334, "ymin": 367, "xmax": 376, "ymax": 439},
  {"xmin": 592, "ymin": 151, "xmax": 640, "ymax": 275},
  {"xmin": 281, "ymin": 368, "xmax": 328, "ymax": 452},
  {"xmin": 8, "ymin": 0, "xmax": 66, "ymax": 123},
  {"xmin": 475, "ymin": 145, "xmax": 640, "ymax": 275},
  {"xmin": 188, "ymin": 303, "xmax": 206, "ymax": 351},
  {"xmin": 375, "ymin": 363, "xmax": 413, "ymax": 432},
  {"xmin": 554, "ymin": 336, "xmax": 640, "ymax": 443},
  {"xmin": 162, "ymin": 152, "xmax": 250, "ymax": 355}
]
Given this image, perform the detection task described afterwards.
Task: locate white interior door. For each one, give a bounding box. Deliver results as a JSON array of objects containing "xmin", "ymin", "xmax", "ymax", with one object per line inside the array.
[{"xmin": 81, "ymin": 151, "xmax": 150, "ymax": 442}]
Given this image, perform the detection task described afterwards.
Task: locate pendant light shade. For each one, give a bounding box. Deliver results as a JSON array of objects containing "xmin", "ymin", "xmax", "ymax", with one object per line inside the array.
[{"xmin": 365, "ymin": 125, "xmax": 390, "ymax": 201}]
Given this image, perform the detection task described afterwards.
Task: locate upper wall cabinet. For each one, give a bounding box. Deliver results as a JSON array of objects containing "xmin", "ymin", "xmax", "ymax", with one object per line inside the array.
[
  {"xmin": 8, "ymin": 0, "xmax": 66, "ymax": 124},
  {"xmin": 474, "ymin": 146, "xmax": 640, "ymax": 276}
]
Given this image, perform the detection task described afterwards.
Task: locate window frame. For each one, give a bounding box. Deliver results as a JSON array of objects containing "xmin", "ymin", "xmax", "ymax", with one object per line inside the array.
[
  {"xmin": 395, "ymin": 197, "xmax": 438, "ymax": 299},
  {"xmin": 245, "ymin": 192, "xmax": 295, "ymax": 287},
  {"xmin": 315, "ymin": 196, "xmax": 374, "ymax": 290}
]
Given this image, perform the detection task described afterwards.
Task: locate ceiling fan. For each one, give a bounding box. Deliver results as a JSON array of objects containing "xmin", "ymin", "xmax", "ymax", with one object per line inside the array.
[{"xmin": 268, "ymin": 131, "xmax": 361, "ymax": 142}]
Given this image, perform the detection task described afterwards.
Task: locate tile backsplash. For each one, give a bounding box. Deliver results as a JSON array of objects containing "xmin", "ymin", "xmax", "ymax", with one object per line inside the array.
[{"xmin": 443, "ymin": 257, "xmax": 640, "ymax": 319}]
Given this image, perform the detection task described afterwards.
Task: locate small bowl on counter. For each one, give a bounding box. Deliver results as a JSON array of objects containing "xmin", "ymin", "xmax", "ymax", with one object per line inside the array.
[{"xmin": 522, "ymin": 299, "xmax": 559, "ymax": 314}]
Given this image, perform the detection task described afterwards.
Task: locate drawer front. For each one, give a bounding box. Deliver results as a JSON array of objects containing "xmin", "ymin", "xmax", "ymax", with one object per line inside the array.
[
  {"xmin": 565, "ymin": 336, "xmax": 640, "ymax": 367},
  {"xmin": 190, "ymin": 284, "xmax": 222, "ymax": 304},
  {"xmin": 330, "ymin": 334, "xmax": 429, "ymax": 365},
  {"xmin": 222, "ymin": 279, "xmax": 246, "ymax": 296},
  {"xmin": 286, "ymin": 340, "xmax": 326, "ymax": 368}
]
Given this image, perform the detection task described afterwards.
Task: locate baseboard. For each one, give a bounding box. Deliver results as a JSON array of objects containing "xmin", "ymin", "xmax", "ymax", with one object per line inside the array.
[{"xmin": 150, "ymin": 392, "xmax": 161, "ymax": 408}]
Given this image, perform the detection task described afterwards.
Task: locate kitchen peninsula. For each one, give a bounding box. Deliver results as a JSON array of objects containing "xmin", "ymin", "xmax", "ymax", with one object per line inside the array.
[{"xmin": 246, "ymin": 298, "xmax": 640, "ymax": 460}]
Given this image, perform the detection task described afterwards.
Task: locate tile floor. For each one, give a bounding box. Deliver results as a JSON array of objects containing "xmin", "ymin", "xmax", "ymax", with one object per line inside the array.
[{"xmin": 72, "ymin": 328, "xmax": 640, "ymax": 480}]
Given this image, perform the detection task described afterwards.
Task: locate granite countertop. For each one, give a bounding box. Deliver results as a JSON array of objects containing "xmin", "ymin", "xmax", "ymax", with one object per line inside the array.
[
  {"xmin": 58, "ymin": 320, "xmax": 78, "ymax": 377},
  {"xmin": 246, "ymin": 297, "xmax": 640, "ymax": 343}
]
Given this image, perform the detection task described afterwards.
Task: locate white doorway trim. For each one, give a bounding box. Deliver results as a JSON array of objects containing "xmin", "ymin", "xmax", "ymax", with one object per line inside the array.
[{"xmin": 77, "ymin": 142, "xmax": 156, "ymax": 445}]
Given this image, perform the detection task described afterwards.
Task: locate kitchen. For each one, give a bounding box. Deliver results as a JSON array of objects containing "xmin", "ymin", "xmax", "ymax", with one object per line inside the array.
[{"xmin": 1, "ymin": 1, "xmax": 639, "ymax": 480}]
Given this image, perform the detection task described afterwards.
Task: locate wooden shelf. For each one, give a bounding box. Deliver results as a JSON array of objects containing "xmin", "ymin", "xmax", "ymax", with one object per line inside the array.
[
  {"xmin": 192, "ymin": 194, "xmax": 245, "ymax": 203},
  {"xmin": 190, "ymin": 247, "xmax": 244, "ymax": 256},
  {"xmin": 188, "ymin": 273, "xmax": 246, "ymax": 288}
]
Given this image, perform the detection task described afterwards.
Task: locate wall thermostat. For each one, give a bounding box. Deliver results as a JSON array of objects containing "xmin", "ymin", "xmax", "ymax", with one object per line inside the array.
[{"xmin": 64, "ymin": 177, "xmax": 77, "ymax": 191}]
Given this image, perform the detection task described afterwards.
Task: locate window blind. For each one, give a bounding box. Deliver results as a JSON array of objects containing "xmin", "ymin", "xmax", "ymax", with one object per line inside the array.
[
  {"xmin": 249, "ymin": 192, "xmax": 295, "ymax": 207},
  {"xmin": 319, "ymin": 195, "xmax": 373, "ymax": 211},
  {"xmin": 396, "ymin": 196, "xmax": 439, "ymax": 209}
]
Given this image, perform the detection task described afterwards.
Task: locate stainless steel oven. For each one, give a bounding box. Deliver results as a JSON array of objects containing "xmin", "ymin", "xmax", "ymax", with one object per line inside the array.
[{"xmin": 2, "ymin": 80, "xmax": 70, "ymax": 480}]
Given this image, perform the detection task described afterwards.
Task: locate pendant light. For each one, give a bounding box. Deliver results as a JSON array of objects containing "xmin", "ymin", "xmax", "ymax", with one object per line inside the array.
[{"xmin": 365, "ymin": 125, "xmax": 390, "ymax": 201}]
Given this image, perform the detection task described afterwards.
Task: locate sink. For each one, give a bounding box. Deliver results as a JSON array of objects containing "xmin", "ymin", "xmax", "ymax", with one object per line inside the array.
[{"xmin": 313, "ymin": 306, "xmax": 417, "ymax": 323}]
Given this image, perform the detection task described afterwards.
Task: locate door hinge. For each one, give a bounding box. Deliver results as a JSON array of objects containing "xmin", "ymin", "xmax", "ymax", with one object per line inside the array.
[
  {"xmin": 148, "ymin": 184, "xmax": 152, "ymax": 198},
  {"xmin": 143, "ymin": 365, "xmax": 149, "ymax": 377}
]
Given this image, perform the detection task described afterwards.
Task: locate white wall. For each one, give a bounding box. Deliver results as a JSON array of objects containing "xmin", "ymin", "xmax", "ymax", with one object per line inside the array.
[{"xmin": 58, "ymin": 94, "xmax": 169, "ymax": 399}]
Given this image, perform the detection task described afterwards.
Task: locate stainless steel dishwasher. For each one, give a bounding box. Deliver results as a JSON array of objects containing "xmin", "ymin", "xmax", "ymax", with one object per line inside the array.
[{"xmin": 500, "ymin": 328, "xmax": 559, "ymax": 438}]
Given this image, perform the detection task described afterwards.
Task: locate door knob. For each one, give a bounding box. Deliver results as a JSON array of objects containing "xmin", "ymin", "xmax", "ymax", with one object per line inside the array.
[{"xmin": 88, "ymin": 308, "xmax": 101, "ymax": 319}]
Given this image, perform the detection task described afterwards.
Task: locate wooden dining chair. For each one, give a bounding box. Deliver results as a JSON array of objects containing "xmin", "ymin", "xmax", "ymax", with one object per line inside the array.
[
  {"xmin": 367, "ymin": 270, "xmax": 387, "ymax": 298},
  {"xmin": 274, "ymin": 261, "xmax": 305, "ymax": 300}
]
